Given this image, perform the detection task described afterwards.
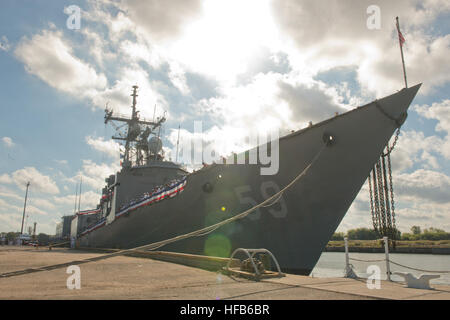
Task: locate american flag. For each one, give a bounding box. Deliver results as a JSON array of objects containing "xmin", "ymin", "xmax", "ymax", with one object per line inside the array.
[{"xmin": 396, "ymin": 19, "xmax": 405, "ymax": 47}]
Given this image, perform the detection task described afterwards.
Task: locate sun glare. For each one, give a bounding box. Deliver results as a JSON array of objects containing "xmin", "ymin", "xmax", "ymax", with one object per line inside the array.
[{"xmin": 170, "ymin": 0, "xmax": 278, "ymax": 82}]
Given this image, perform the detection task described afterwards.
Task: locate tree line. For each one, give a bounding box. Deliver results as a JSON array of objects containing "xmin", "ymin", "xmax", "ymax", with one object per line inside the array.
[{"xmin": 331, "ymin": 226, "xmax": 450, "ymax": 241}]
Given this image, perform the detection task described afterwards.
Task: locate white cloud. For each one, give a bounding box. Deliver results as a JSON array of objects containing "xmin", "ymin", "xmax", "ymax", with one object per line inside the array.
[
  {"xmin": 80, "ymin": 28, "xmax": 117, "ymax": 67},
  {"xmin": 271, "ymin": 0, "xmax": 450, "ymax": 96},
  {"xmin": 339, "ymin": 169, "xmax": 450, "ymax": 233},
  {"xmin": 390, "ymin": 130, "xmax": 444, "ymax": 172},
  {"xmin": 0, "ymin": 174, "xmax": 13, "ymax": 184},
  {"xmin": 118, "ymin": 39, "xmax": 163, "ymax": 68},
  {"xmin": 86, "ymin": 136, "xmax": 121, "ymax": 159},
  {"xmin": 54, "ymin": 159, "xmax": 68, "ymax": 165},
  {"xmin": 414, "ymin": 99, "xmax": 450, "ymax": 159},
  {"xmin": 14, "ymin": 29, "xmax": 107, "ymax": 98},
  {"xmin": 185, "ymin": 72, "xmax": 350, "ymax": 160},
  {"xmin": 0, "ymin": 189, "xmax": 22, "ymax": 201},
  {"xmin": 25, "ymin": 205, "xmax": 48, "ymax": 216},
  {"xmin": 84, "ymin": 1, "xmax": 135, "ymax": 44},
  {"xmin": 30, "ymin": 198, "xmax": 56, "ymax": 210},
  {"xmin": 277, "ymin": 79, "xmax": 348, "ymax": 123},
  {"xmin": 53, "ymin": 190, "xmax": 100, "ymax": 211},
  {"xmin": 90, "ymin": 66, "xmax": 168, "ymax": 118},
  {"xmin": 9, "ymin": 167, "xmax": 60, "ymax": 194},
  {"xmin": 118, "ymin": 0, "xmax": 203, "ymax": 42},
  {"xmin": 168, "ymin": 62, "xmax": 190, "ymax": 95},
  {"xmin": 72, "ymin": 160, "xmax": 120, "ymax": 190},
  {"xmin": 2, "ymin": 137, "xmax": 15, "ymax": 148},
  {"xmin": 395, "ymin": 169, "xmax": 450, "ymax": 204},
  {"xmin": 0, "ymin": 211, "xmax": 22, "ymax": 233},
  {"xmin": 394, "ymin": 193, "xmax": 450, "ymax": 232},
  {"xmin": 415, "ymin": 99, "xmax": 450, "ymax": 133}
]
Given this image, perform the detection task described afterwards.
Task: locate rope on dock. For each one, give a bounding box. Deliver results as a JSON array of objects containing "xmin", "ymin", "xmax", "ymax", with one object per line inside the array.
[
  {"xmin": 349, "ymin": 257, "xmax": 385, "ymax": 263},
  {"xmin": 388, "ymin": 259, "xmax": 450, "ymax": 274},
  {"xmin": 348, "ymin": 257, "xmax": 450, "ymax": 274}
]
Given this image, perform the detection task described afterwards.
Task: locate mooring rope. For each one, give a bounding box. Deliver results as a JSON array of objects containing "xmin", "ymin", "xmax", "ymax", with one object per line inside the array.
[
  {"xmin": 349, "ymin": 257, "xmax": 386, "ymax": 263},
  {"xmin": 348, "ymin": 257, "xmax": 450, "ymax": 274},
  {"xmin": 0, "ymin": 144, "xmax": 328, "ymax": 279},
  {"xmin": 387, "ymin": 259, "xmax": 450, "ymax": 274}
]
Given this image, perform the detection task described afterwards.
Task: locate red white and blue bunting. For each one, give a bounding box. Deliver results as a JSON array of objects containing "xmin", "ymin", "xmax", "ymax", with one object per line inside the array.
[
  {"xmin": 78, "ymin": 176, "xmax": 187, "ymax": 237},
  {"xmin": 78, "ymin": 208, "xmax": 101, "ymax": 215},
  {"xmin": 115, "ymin": 177, "xmax": 187, "ymax": 219}
]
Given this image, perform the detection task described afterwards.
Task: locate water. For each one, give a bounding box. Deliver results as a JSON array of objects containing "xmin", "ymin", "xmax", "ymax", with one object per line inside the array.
[{"xmin": 311, "ymin": 252, "xmax": 450, "ymax": 286}]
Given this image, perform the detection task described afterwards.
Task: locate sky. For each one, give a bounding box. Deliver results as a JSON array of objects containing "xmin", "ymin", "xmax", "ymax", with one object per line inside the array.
[{"xmin": 0, "ymin": 0, "xmax": 449, "ymax": 235}]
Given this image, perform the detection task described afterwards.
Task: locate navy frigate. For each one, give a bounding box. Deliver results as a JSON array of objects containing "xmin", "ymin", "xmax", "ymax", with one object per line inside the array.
[{"xmin": 71, "ymin": 83, "xmax": 421, "ymax": 275}]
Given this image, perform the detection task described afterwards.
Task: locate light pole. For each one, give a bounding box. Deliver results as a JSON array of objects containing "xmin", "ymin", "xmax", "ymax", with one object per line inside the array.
[{"xmin": 20, "ymin": 182, "xmax": 30, "ymax": 235}]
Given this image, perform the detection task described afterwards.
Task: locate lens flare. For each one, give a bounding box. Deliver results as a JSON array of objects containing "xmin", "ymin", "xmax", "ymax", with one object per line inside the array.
[{"xmin": 204, "ymin": 233, "xmax": 231, "ymax": 258}]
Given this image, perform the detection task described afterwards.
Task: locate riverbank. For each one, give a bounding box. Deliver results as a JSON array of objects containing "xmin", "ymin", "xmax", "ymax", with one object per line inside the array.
[{"xmin": 325, "ymin": 240, "xmax": 450, "ymax": 254}]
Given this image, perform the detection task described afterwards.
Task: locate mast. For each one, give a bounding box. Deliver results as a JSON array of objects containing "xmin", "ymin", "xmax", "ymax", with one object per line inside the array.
[
  {"xmin": 176, "ymin": 124, "xmax": 181, "ymax": 163},
  {"xmin": 20, "ymin": 182, "xmax": 30, "ymax": 235},
  {"xmin": 33, "ymin": 222, "xmax": 37, "ymax": 240},
  {"xmin": 77, "ymin": 176, "xmax": 82, "ymax": 213},
  {"xmin": 104, "ymin": 85, "xmax": 167, "ymax": 167},
  {"xmin": 73, "ymin": 181, "xmax": 78, "ymax": 214}
]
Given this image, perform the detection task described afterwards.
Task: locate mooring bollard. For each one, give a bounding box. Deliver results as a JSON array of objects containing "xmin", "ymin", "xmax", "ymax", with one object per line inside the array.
[{"xmin": 383, "ymin": 236, "xmax": 391, "ymax": 281}]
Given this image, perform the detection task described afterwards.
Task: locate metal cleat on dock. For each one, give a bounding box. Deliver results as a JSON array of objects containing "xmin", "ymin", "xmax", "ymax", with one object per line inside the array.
[
  {"xmin": 394, "ymin": 272, "xmax": 440, "ymax": 290},
  {"xmin": 223, "ymin": 248, "xmax": 285, "ymax": 281}
]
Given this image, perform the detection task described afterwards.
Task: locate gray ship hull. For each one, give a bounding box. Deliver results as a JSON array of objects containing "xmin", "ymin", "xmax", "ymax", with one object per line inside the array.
[{"xmin": 79, "ymin": 84, "xmax": 421, "ymax": 275}]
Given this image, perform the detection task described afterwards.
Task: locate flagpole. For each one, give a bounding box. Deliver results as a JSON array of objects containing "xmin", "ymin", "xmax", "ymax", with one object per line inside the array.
[
  {"xmin": 73, "ymin": 181, "xmax": 78, "ymax": 214},
  {"xmin": 77, "ymin": 176, "xmax": 82, "ymax": 213},
  {"xmin": 396, "ymin": 16, "xmax": 408, "ymax": 88}
]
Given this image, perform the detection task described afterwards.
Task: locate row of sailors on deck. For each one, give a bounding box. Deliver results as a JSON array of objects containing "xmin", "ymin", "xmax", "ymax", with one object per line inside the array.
[{"xmin": 117, "ymin": 177, "xmax": 184, "ymax": 212}]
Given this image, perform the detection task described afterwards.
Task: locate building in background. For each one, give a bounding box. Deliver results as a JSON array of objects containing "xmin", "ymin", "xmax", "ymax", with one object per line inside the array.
[{"xmin": 55, "ymin": 215, "xmax": 75, "ymax": 240}]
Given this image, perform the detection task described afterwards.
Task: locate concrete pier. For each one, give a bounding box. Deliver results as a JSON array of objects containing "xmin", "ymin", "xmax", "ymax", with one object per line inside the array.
[{"xmin": 0, "ymin": 246, "xmax": 448, "ymax": 300}]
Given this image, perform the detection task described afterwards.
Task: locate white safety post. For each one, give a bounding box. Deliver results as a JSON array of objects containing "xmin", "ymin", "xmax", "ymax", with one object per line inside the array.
[
  {"xmin": 383, "ymin": 236, "xmax": 391, "ymax": 281},
  {"xmin": 344, "ymin": 237, "xmax": 350, "ymax": 271},
  {"xmin": 344, "ymin": 237, "xmax": 357, "ymax": 278}
]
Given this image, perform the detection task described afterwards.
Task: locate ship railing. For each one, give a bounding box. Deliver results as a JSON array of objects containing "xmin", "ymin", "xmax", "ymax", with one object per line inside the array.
[{"xmin": 116, "ymin": 176, "xmax": 187, "ymax": 215}]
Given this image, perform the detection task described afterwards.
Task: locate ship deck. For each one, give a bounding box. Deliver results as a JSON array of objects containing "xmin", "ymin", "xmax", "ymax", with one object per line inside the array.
[{"xmin": 0, "ymin": 246, "xmax": 448, "ymax": 300}]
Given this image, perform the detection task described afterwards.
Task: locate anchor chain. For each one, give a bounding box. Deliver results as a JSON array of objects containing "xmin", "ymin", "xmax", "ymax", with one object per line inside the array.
[
  {"xmin": 371, "ymin": 167, "xmax": 381, "ymax": 234},
  {"xmin": 382, "ymin": 128, "xmax": 400, "ymax": 157},
  {"xmin": 376, "ymin": 159, "xmax": 387, "ymax": 235},
  {"xmin": 368, "ymin": 102, "xmax": 404, "ymax": 239},
  {"xmin": 387, "ymin": 145, "xmax": 397, "ymax": 234},
  {"xmin": 368, "ymin": 171, "xmax": 378, "ymax": 232}
]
